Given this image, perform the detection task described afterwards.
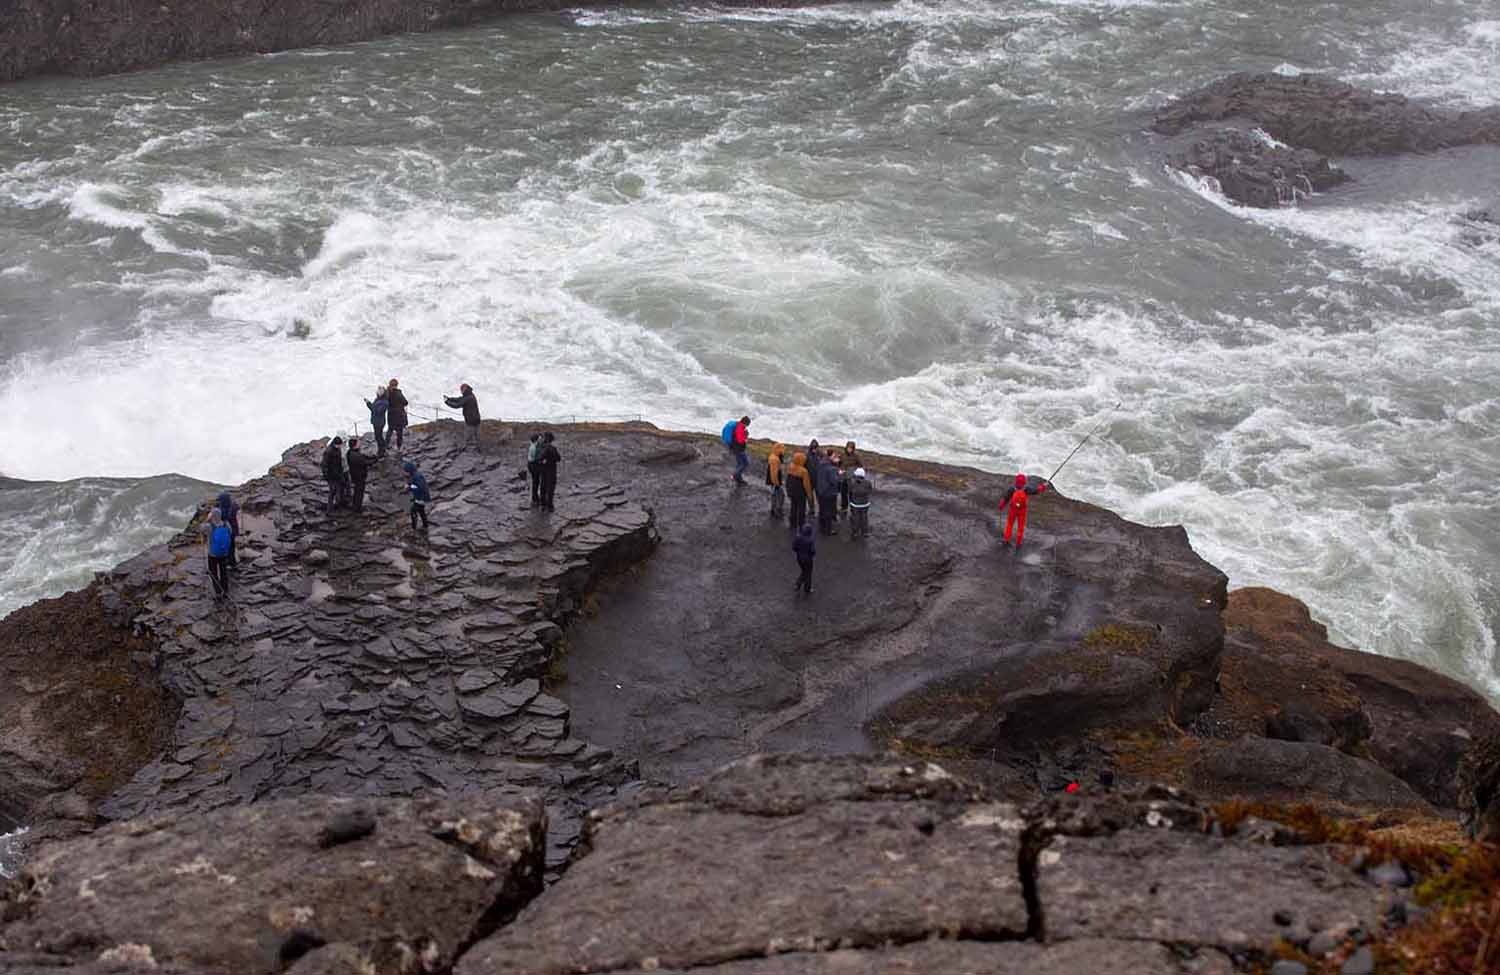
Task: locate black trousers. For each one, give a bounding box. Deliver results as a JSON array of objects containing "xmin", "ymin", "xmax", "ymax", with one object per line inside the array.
[
  {"xmin": 410, "ymin": 500, "xmax": 428, "ymax": 529},
  {"xmin": 351, "ymin": 476, "xmax": 367, "ymax": 513},
  {"xmin": 373, "ymin": 423, "xmax": 387, "ymax": 454},
  {"xmin": 391, "ymin": 423, "xmax": 406, "ymax": 448},
  {"xmin": 540, "ymin": 468, "xmax": 558, "ymax": 509},
  {"xmin": 796, "ymin": 558, "xmax": 814, "ymax": 592},
  {"xmin": 789, "ymin": 493, "xmax": 807, "ymax": 530},
  {"xmin": 528, "ymin": 462, "xmax": 542, "ymax": 503},
  {"xmin": 326, "ymin": 479, "xmax": 343, "ymax": 511},
  {"xmin": 208, "ymin": 556, "xmax": 230, "ymax": 597},
  {"xmin": 817, "ymin": 494, "xmax": 837, "ymax": 535}
]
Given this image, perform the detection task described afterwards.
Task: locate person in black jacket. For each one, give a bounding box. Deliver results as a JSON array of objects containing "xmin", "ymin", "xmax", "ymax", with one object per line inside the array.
[
  {"xmin": 364, "ymin": 387, "xmax": 390, "ymax": 457},
  {"xmin": 538, "ymin": 432, "xmax": 561, "ymax": 511},
  {"xmin": 346, "ymin": 438, "xmax": 371, "ymax": 513},
  {"xmin": 321, "ymin": 437, "xmax": 346, "ymax": 513},
  {"xmin": 386, "ymin": 379, "xmax": 409, "ymax": 450},
  {"xmin": 792, "ymin": 524, "xmax": 816, "ymax": 595},
  {"xmin": 445, "ymin": 383, "xmax": 481, "ymax": 449},
  {"xmin": 814, "ymin": 454, "xmax": 840, "ymax": 536}
]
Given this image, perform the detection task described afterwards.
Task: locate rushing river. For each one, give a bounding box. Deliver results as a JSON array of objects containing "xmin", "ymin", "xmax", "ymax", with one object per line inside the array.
[{"xmin": 1, "ymin": 0, "xmax": 1497, "ymax": 700}]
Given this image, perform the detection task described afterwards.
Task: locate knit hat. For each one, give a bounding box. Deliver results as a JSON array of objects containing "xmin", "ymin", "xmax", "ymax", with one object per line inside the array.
[
  {"xmin": 1015, "ymin": 473, "xmax": 1027, "ymax": 487},
  {"xmin": 403, "ymin": 462, "xmax": 416, "ymax": 473},
  {"xmin": 854, "ymin": 468, "xmax": 866, "ymax": 478}
]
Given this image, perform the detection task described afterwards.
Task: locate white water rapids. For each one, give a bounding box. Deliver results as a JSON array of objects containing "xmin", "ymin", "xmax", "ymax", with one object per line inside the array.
[{"xmin": 0, "ymin": 0, "xmax": 1498, "ymax": 700}]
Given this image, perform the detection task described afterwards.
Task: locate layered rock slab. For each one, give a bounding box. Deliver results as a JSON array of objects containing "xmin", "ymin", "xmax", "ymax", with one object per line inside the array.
[{"xmin": 0, "ymin": 792, "xmax": 544, "ymax": 974}]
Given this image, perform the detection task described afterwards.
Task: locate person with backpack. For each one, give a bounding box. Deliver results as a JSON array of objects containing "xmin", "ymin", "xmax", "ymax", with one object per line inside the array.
[
  {"xmin": 205, "ymin": 509, "xmax": 233, "ymax": 600},
  {"xmin": 526, "ymin": 433, "xmax": 544, "ymax": 507},
  {"xmin": 365, "ymin": 387, "xmax": 390, "ymax": 457},
  {"xmin": 815, "ymin": 451, "xmax": 841, "ymax": 537},
  {"xmin": 387, "ymin": 379, "xmax": 410, "ymax": 451},
  {"xmin": 721, "ymin": 416, "xmax": 751, "ymax": 484},
  {"xmin": 1000, "ymin": 473, "xmax": 1050, "ymax": 548},
  {"xmin": 839, "ymin": 441, "xmax": 862, "ymax": 513},
  {"xmin": 346, "ymin": 438, "xmax": 371, "ymax": 513},
  {"xmin": 848, "ymin": 468, "xmax": 872, "ymax": 539},
  {"xmin": 538, "ymin": 432, "xmax": 562, "ymax": 511},
  {"xmin": 792, "ymin": 523, "xmax": 817, "ymax": 595},
  {"xmin": 444, "ymin": 383, "xmax": 481, "ymax": 449},
  {"xmin": 404, "ymin": 461, "xmax": 430, "ymax": 530},
  {"xmin": 214, "ymin": 491, "xmax": 241, "ymax": 568},
  {"xmin": 785, "ymin": 451, "xmax": 813, "ymax": 531},
  {"xmin": 766, "ymin": 443, "xmax": 786, "ymax": 520},
  {"xmin": 321, "ymin": 436, "xmax": 346, "ymax": 513}
]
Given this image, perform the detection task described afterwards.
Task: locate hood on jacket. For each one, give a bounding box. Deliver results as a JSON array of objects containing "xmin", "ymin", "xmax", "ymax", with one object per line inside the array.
[
  {"xmin": 797, "ymin": 524, "xmax": 815, "ymax": 540},
  {"xmin": 1016, "ymin": 473, "xmax": 1027, "ymax": 487},
  {"xmin": 791, "ymin": 451, "xmax": 806, "ymax": 467},
  {"xmin": 403, "ymin": 462, "xmax": 416, "ymax": 474},
  {"xmin": 853, "ymin": 468, "xmax": 866, "ymax": 479},
  {"xmin": 770, "ymin": 443, "xmax": 785, "ymax": 458}
]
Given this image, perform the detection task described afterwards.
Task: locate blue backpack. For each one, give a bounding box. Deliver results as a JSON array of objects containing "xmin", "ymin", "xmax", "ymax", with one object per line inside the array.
[
  {"xmin": 209, "ymin": 524, "xmax": 233, "ymax": 558},
  {"xmin": 721, "ymin": 420, "xmax": 737, "ymax": 447}
]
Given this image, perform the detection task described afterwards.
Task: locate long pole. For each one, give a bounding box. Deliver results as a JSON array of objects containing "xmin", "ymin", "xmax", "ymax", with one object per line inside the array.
[{"xmin": 1047, "ymin": 401, "xmax": 1122, "ymax": 483}]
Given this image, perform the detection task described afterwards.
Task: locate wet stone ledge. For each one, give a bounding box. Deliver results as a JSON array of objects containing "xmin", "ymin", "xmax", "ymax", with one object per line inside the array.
[{"xmin": 95, "ymin": 423, "xmax": 657, "ymax": 868}]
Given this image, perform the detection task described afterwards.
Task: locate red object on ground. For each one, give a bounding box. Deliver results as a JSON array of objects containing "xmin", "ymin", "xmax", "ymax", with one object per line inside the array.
[{"xmin": 1065, "ymin": 782, "xmax": 1080, "ymax": 794}]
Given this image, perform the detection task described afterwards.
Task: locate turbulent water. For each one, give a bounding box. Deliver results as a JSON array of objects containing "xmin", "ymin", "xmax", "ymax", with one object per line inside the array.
[{"xmin": 1, "ymin": 0, "xmax": 1498, "ymax": 700}]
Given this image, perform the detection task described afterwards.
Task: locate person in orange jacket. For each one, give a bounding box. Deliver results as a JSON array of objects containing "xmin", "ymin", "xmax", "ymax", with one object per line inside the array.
[
  {"xmin": 766, "ymin": 443, "xmax": 787, "ymax": 520},
  {"xmin": 785, "ymin": 451, "xmax": 815, "ymax": 532},
  {"xmin": 1001, "ymin": 473, "xmax": 1049, "ymax": 548}
]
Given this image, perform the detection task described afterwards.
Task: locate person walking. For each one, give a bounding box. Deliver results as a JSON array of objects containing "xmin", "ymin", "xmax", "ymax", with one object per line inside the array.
[
  {"xmin": 205, "ymin": 509, "xmax": 233, "ymax": 600},
  {"xmin": 538, "ymin": 432, "xmax": 561, "ymax": 511},
  {"xmin": 766, "ymin": 443, "xmax": 786, "ymax": 520},
  {"xmin": 815, "ymin": 451, "xmax": 840, "ymax": 536},
  {"xmin": 404, "ymin": 461, "xmax": 430, "ymax": 530},
  {"xmin": 848, "ymin": 467, "xmax": 872, "ymax": 539},
  {"xmin": 346, "ymin": 438, "xmax": 371, "ymax": 513},
  {"xmin": 526, "ymin": 433, "xmax": 543, "ymax": 507},
  {"xmin": 792, "ymin": 523, "xmax": 817, "ymax": 595},
  {"xmin": 365, "ymin": 386, "xmax": 390, "ymax": 457},
  {"xmin": 444, "ymin": 383, "xmax": 481, "ymax": 449},
  {"xmin": 387, "ymin": 379, "xmax": 409, "ymax": 451},
  {"xmin": 214, "ymin": 491, "xmax": 241, "ymax": 569},
  {"xmin": 786, "ymin": 451, "xmax": 813, "ymax": 531},
  {"xmin": 321, "ymin": 436, "xmax": 346, "ymax": 513},
  {"xmin": 720, "ymin": 415, "xmax": 751, "ymax": 485},
  {"xmin": 1001, "ymin": 473, "xmax": 1049, "ymax": 548}
]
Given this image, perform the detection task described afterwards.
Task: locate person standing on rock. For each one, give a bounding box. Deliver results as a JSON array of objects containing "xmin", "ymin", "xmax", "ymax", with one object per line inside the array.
[
  {"xmin": 793, "ymin": 523, "xmax": 817, "ymax": 595},
  {"xmin": 804, "ymin": 440, "xmax": 823, "ymax": 517},
  {"xmin": 321, "ymin": 436, "xmax": 347, "ymax": 514},
  {"xmin": 346, "ymin": 438, "xmax": 371, "ymax": 513},
  {"xmin": 815, "ymin": 451, "xmax": 840, "ymax": 537},
  {"xmin": 205, "ymin": 508, "xmax": 233, "ymax": 600},
  {"xmin": 215, "ymin": 491, "xmax": 241, "ymax": 569},
  {"xmin": 839, "ymin": 441, "xmax": 862, "ymax": 514},
  {"xmin": 527, "ymin": 433, "xmax": 544, "ymax": 507},
  {"xmin": 365, "ymin": 386, "xmax": 390, "ymax": 458},
  {"xmin": 386, "ymin": 379, "xmax": 409, "ymax": 452},
  {"xmin": 444, "ymin": 383, "xmax": 481, "ymax": 449},
  {"xmin": 538, "ymin": 432, "xmax": 561, "ymax": 511},
  {"xmin": 404, "ymin": 460, "xmax": 430, "ymax": 531},
  {"xmin": 766, "ymin": 443, "xmax": 786, "ymax": 520},
  {"xmin": 1000, "ymin": 473, "xmax": 1049, "ymax": 549},
  {"xmin": 847, "ymin": 467, "xmax": 872, "ymax": 539},
  {"xmin": 786, "ymin": 451, "xmax": 813, "ymax": 531},
  {"xmin": 721, "ymin": 415, "xmax": 751, "ymax": 485}
]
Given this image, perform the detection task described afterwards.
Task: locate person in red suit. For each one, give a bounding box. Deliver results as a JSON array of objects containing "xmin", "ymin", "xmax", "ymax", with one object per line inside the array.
[{"xmin": 1001, "ymin": 473, "xmax": 1048, "ymax": 548}]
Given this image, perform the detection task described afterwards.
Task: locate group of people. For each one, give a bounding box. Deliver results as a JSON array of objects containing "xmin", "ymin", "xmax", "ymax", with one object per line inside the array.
[{"xmin": 726, "ymin": 415, "xmax": 1050, "ymax": 599}]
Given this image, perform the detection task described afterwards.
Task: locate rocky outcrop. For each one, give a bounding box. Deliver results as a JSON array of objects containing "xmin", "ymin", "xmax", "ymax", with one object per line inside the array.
[
  {"xmin": 1209, "ymin": 588, "xmax": 1500, "ymax": 808},
  {"xmin": 1457, "ymin": 733, "xmax": 1500, "ymax": 841},
  {"xmin": 1189, "ymin": 738, "xmax": 1429, "ymax": 811},
  {"xmin": 0, "ymin": 792, "xmax": 544, "ymax": 972},
  {"xmin": 1154, "ymin": 72, "xmax": 1500, "ymax": 207},
  {"xmin": 453, "ymin": 755, "xmax": 1409, "ymax": 974}
]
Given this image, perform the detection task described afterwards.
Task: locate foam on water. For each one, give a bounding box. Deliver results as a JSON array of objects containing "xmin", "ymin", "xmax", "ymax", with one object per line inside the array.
[{"xmin": 0, "ymin": 827, "xmax": 26, "ymax": 880}]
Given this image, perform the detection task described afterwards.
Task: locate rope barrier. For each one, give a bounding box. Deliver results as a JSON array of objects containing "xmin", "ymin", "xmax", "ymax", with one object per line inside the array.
[{"xmin": 331, "ymin": 408, "xmax": 647, "ymax": 444}]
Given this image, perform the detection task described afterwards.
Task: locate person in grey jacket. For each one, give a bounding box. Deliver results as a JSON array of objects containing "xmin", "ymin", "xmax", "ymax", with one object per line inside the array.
[{"xmin": 848, "ymin": 467, "xmax": 872, "ymax": 539}]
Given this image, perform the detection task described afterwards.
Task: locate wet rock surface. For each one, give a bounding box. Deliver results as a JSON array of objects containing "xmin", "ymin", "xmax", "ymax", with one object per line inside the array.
[
  {"xmin": 1190, "ymin": 738, "xmax": 1431, "ymax": 812},
  {"xmin": 1154, "ymin": 72, "xmax": 1500, "ymax": 207},
  {"xmin": 9, "ymin": 422, "xmax": 655, "ymax": 868},
  {"xmin": 0, "ymin": 792, "xmax": 544, "ymax": 973},
  {"xmin": 453, "ymin": 755, "xmax": 1398, "ymax": 974},
  {"xmin": 559, "ymin": 435, "xmax": 1227, "ymax": 784}
]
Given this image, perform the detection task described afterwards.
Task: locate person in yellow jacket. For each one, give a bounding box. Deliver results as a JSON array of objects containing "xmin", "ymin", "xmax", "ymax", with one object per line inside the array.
[
  {"xmin": 766, "ymin": 443, "xmax": 787, "ymax": 521},
  {"xmin": 785, "ymin": 451, "xmax": 815, "ymax": 532}
]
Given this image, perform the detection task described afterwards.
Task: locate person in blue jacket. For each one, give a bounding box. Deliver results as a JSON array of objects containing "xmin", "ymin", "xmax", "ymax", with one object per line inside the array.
[
  {"xmin": 404, "ymin": 461, "xmax": 430, "ymax": 531},
  {"xmin": 814, "ymin": 453, "xmax": 840, "ymax": 536},
  {"xmin": 204, "ymin": 509, "xmax": 233, "ymax": 599},
  {"xmin": 364, "ymin": 386, "xmax": 390, "ymax": 457},
  {"xmin": 792, "ymin": 523, "xmax": 817, "ymax": 595},
  {"xmin": 214, "ymin": 491, "xmax": 241, "ymax": 569}
]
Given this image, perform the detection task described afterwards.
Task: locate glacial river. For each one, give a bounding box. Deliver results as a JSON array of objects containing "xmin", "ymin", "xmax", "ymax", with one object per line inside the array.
[{"xmin": 1, "ymin": 0, "xmax": 1498, "ymax": 701}]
